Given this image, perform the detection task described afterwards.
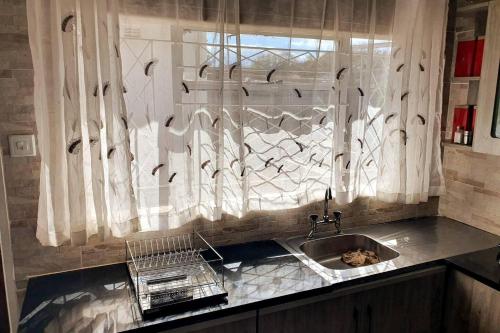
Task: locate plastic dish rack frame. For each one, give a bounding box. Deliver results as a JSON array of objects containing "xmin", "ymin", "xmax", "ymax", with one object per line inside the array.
[{"xmin": 126, "ymin": 231, "xmax": 227, "ymax": 316}]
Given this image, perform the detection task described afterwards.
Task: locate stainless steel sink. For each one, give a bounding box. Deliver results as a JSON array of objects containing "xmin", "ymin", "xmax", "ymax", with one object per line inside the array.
[{"xmin": 298, "ymin": 234, "xmax": 400, "ymax": 270}]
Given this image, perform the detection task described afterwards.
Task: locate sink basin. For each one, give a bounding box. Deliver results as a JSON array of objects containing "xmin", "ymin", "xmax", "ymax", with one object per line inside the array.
[{"xmin": 299, "ymin": 234, "xmax": 399, "ymax": 270}]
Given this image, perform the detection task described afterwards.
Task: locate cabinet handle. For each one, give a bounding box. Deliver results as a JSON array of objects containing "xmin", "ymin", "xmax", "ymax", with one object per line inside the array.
[
  {"xmin": 353, "ymin": 306, "xmax": 359, "ymax": 333},
  {"xmin": 367, "ymin": 305, "xmax": 373, "ymax": 333}
]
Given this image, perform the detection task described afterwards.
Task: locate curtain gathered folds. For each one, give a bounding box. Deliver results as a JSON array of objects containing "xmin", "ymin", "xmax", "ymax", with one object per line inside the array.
[
  {"xmin": 377, "ymin": 0, "xmax": 447, "ymax": 203},
  {"xmin": 28, "ymin": 0, "xmax": 447, "ymax": 246},
  {"xmin": 27, "ymin": 0, "xmax": 137, "ymax": 246}
]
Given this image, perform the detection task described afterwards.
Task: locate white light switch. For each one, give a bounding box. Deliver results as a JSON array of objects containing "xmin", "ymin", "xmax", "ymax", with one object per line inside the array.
[{"xmin": 8, "ymin": 134, "xmax": 36, "ymax": 157}]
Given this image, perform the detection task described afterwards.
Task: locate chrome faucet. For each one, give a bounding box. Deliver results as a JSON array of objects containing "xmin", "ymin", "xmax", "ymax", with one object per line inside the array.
[
  {"xmin": 323, "ymin": 186, "xmax": 332, "ymax": 223},
  {"xmin": 307, "ymin": 187, "xmax": 342, "ymax": 239}
]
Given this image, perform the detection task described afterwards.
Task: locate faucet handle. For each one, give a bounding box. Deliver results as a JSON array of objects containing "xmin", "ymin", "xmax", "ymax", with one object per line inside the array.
[
  {"xmin": 333, "ymin": 210, "xmax": 342, "ymax": 220},
  {"xmin": 309, "ymin": 214, "xmax": 319, "ymax": 222}
]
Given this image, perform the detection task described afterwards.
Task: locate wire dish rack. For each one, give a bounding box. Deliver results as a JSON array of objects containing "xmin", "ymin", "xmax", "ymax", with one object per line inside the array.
[{"xmin": 126, "ymin": 232, "xmax": 227, "ymax": 316}]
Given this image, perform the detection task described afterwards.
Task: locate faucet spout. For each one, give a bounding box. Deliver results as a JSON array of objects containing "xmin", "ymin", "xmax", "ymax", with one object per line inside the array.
[
  {"xmin": 323, "ymin": 187, "xmax": 332, "ymax": 223},
  {"xmin": 307, "ymin": 187, "xmax": 341, "ymax": 239}
]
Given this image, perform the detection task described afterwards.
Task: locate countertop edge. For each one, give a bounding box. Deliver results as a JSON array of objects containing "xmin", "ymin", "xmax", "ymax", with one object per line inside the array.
[{"xmin": 445, "ymin": 260, "xmax": 499, "ymax": 291}]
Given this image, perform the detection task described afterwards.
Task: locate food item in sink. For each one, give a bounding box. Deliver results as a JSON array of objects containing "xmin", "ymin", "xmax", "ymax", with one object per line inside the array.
[{"xmin": 341, "ymin": 248, "xmax": 380, "ymax": 267}]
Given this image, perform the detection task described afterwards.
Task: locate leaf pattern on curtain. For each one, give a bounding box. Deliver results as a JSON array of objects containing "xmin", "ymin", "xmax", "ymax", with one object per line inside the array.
[
  {"xmin": 118, "ymin": 0, "xmax": 446, "ymax": 232},
  {"xmin": 28, "ymin": 0, "xmax": 137, "ymax": 246},
  {"xmin": 377, "ymin": 0, "xmax": 446, "ymax": 203}
]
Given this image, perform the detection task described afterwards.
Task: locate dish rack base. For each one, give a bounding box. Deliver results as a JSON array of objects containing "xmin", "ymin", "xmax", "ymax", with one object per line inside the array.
[{"xmin": 126, "ymin": 232, "xmax": 227, "ymax": 316}]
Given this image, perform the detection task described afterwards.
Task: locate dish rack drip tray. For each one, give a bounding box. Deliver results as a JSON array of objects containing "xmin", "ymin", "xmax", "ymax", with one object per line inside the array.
[{"xmin": 126, "ymin": 232, "xmax": 227, "ymax": 316}]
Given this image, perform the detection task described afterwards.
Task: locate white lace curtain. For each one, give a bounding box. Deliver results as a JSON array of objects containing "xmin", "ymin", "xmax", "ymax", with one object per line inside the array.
[
  {"xmin": 28, "ymin": 0, "xmax": 137, "ymax": 246},
  {"xmin": 28, "ymin": 0, "xmax": 446, "ymax": 246}
]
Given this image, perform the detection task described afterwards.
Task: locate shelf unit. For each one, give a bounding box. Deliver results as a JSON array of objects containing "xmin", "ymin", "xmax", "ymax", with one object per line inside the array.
[
  {"xmin": 456, "ymin": 2, "xmax": 489, "ymax": 14},
  {"xmin": 451, "ymin": 76, "xmax": 480, "ymax": 83},
  {"xmin": 442, "ymin": 140, "xmax": 473, "ymax": 151},
  {"xmin": 446, "ymin": 1, "xmax": 489, "ymax": 142}
]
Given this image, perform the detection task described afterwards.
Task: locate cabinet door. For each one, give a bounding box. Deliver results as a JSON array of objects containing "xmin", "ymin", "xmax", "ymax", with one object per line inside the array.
[
  {"xmin": 364, "ymin": 268, "xmax": 445, "ymax": 333},
  {"xmin": 443, "ymin": 269, "xmax": 500, "ymax": 333},
  {"xmin": 472, "ymin": 1, "xmax": 500, "ymax": 154},
  {"xmin": 171, "ymin": 312, "xmax": 257, "ymax": 333},
  {"xmin": 258, "ymin": 267, "xmax": 445, "ymax": 333},
  {"xmin": 259, "ymin": 293, "xmax": 362, "ymax": 333},
  {"xmin": 184, "ymin": 318, "xmax": 256, "ymax": 333}
]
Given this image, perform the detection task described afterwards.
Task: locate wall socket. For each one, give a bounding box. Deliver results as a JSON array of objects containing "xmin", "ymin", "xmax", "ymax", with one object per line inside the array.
[{"xmin": 8, "ymin": 134, "xmax": 36, "ymax": 157}]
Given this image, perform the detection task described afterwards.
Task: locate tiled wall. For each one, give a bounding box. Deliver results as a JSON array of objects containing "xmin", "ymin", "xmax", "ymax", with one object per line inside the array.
[
  {"xmin": 0, "ymin": 0, "xmax": 38, "ymax": 305},
  {"xmin": 439, "ymin": 145, "xmax": 500, "ymax": 235},
  {"xmin": 438, "ymin": 0, "xmax": 500, "ymax": 236},
  {"xmin": 0, "ymin": 0, "xmax": 443, "ymax": 309}
]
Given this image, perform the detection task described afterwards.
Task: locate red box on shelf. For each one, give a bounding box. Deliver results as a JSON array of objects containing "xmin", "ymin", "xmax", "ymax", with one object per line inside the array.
[
  {"xmin": 454, "ymin": 38, "xmax": 484, "ymax": 77},
  {"xmin": 452, "ymin": 106, "xmax": 477, "ymax": 140},
  {"xmin": 472, "ymin": 38, "xmax": 484, "ymax": 76},
  {"xmin": 455, "ymin": 40, "xmax": 476, "ymax": 77}
]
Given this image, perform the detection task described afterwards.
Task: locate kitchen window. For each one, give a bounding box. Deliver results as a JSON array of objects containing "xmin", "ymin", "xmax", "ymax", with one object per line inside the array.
[{"xmin": 119, "ymin": 11, "xmax": 392, "ymax": 230}]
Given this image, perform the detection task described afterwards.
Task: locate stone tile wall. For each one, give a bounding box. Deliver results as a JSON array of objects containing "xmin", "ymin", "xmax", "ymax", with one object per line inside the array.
[
  {"xmin": 0, "ymin": 0, "xmax": 443, "ymax": 311},
  {"xmin": 439, "ymin": 145, "xmax": 500, "ymax": 235},
  {"xmin": 0, "ymin": 0, "xmax": 39, "ymax": 307}
]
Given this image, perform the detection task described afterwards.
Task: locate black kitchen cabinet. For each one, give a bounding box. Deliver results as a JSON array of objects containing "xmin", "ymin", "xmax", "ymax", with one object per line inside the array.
[
  {"xmin": 258, "ymin": 267, "xmax": 445, "ymax": 333},
  {"xmin": 173, "ymin": 267, "xmax": 446, "ymax": 333},
  {"xmin": 173, "ymin": 312, "xmax": 257, "ymax": 333},
  {"xmin": 363, "ymin": 267, "xmax": 445, "ymax": 333},
  {"xmin": 443, "ymin": 269, "xmax": 500, "ymax": 333},
  {"xmin": 258, "ymin": 291, "xmax": 361, "ymax": 333}
]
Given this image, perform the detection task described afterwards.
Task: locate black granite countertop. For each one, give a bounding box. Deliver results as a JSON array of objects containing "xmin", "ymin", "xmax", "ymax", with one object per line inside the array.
[
  {"xmin": 18, "ymin": 240, "xmax": 329, "ymax": 332},
  {"xmin": 18, "ymin": 217, "xmax": 500, "ymax": 332},
  {"xmin": 446, "ymin": 246, "xmax": 500, "ymax": 291}
]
